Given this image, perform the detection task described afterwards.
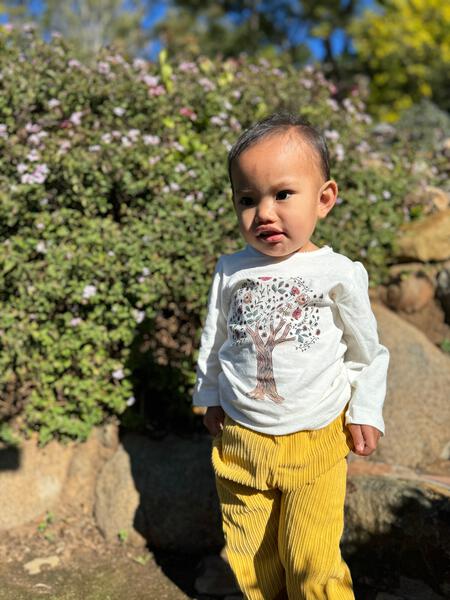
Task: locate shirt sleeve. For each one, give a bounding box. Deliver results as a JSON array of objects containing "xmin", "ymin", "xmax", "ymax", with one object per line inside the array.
[
  {"xmin": 192, "ymin": 257, "xmax": 228, "ymax": 407},
  {"xmin": 337, "ymin": 261, "xmax": 389, "ymax": 436}
]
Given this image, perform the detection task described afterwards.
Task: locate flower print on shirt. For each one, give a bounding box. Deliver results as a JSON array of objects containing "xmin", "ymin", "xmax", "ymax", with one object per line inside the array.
[{"xmin": 229, "ymin": 276, "xmax": 323, "ymax": 404}]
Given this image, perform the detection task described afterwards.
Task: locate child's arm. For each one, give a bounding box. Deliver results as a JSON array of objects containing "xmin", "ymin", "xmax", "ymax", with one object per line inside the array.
[
  {"xmin": 337, "ymin": 261, "xmax": 390, "ymax": 456},
  {"xmin": 193, "ymin": 258, "xmax": 228, "ymax": 435}
]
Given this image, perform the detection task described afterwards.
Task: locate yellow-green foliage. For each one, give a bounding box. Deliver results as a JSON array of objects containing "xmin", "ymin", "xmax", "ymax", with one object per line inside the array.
[
  {"xmin": 0, "ymin": 25, "xmax": 433, "ymax": 444},
  {"xmin": 351, "ymin": 0, "xmax": 450, "ymax": 121}
]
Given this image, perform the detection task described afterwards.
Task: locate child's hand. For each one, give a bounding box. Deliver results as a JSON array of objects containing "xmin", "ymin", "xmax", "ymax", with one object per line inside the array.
[
  {"xmin": 347, "ymin": 423, "xmax": 382, "ymax": 456},
  {"xmin": 203, "ymin": 405, "xmax": 226, "ymax": 436}
]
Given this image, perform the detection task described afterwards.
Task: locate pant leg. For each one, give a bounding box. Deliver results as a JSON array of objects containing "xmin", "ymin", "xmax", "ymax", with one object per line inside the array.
[
  {"xmin": 278, "ymin": 457, "xmax": 355, "ymax": 600},
  {"xmin": 215, "ymin": 474, "xmax": 288, "ymax": 600}
]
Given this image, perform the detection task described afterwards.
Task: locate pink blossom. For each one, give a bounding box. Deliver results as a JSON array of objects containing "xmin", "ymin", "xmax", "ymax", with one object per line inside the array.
[
  {"xmin": 179, "ymin": 107, "xmax": 197, "ymax": 120},
  {"xmin": 259, "ymin": 277, "xmax": 272, "ymax": 281},
  {"xmin": 329, "ymin": 83, "xmax": 338, "ymax": 95},
  {"xmin": 69, "ymin": 111, "xmax": 83, "ymax": 126},
  {"xmin": 299, "ymin": 78, "xmax": 312, "ymax": 89},
  {"xmin": 28, "ymin": 132, "xmax": 47, "ymax": 146},
  {"xmin": 149, "ymin": 85, "xmax": 165, "ymax": 96},
  {"xmin": 97, "ymin": 61, "xmax": 111, "ymax": 74},
  {"xmin": 82, "ymin": 285, "xmax": 97, "ymax": 299},
  {"xmin": 211, "ymin": 116, "xmax": 224, "ymax": 126},
  {"xmin": 68, "ymin": 59, "xmax": 81, "ymax": 69},
  {"xmin": 21, "ymin": 164, "xmax": 49, "ymax": 184},
  {"xmin": 127, "ymin": 129, "xmax": 140, "ymax": 141},
  {"xmin": 58, "ymin": 140, "xmax": 71, "ymax": 153},
  {"xmin": 290, "ymin": 287, "xmax": 300, "ymax": 295},
  {"xmin": 142, "ymin": 74, "xmax": 160, "ymax": 87},
  {"xmin": 26, "ymin": 123, "xmax": 41, "ymax": 134},
  {"xmin": 143, "ymin": 135, "xmax": 160, "ymax": 146},
  {"xmin": 229, "ymin": 117, "xmax": 241, "ymax": 132},
  {"xmin": 324, "ymin": 130, "xmax": 340, "ymax": 142},
  {"xmin": 342, "ymin": 98, "xmax": 356, "ymax": 114},
  {"xmin": 112, "ymin": 368, "xmax": 125, "ymax": 380},
  {"xmin": 133, "ymin": 58, "xmax": 147, "ymax": 70},
  {"xmin": 48, "ymin": 99, "xmax": 60, "ymax": 109},
  {"xmin": 133, "ymin": 310, "xmax": 145, "ymax": 324},
  {"xmin": 199, "ymin": 77, "xmax": 215, "ymax": 91},
  {"xmin": 326, "ymin": 99, "xmax": 339, "ymax": 111},
  {"xmin": 107, "ymin": 54, "xmax": 126, "ymax": 65},
  {"xmin": 27, "ymin": 150, "xmax": 40, "ymax": 162},
  {"xmin": 292, "ymin": 308, "xmax": 302, "ymax": 320},
  {"xmin": 0, "ymin": 124, "xmax": 8, "ymax": 138},
  {"xmin": 35, "ymin": 241, "xmax": 47, "ymax": 253},
  {"xmin": 335, "ymin": 144, "xmax": 345, "ymax": 162},
  {"xmin": 179, "ymin": 61, "xmax": 198, "ymax": 72}
]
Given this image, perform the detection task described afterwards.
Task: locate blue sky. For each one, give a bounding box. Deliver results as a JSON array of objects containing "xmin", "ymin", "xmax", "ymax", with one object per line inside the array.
[{"xmin": 0, "ymin": 0, "xmax": 377, "ymax": 61}]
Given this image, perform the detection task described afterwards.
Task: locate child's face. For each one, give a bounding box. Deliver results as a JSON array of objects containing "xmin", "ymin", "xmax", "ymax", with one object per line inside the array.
[{"xmin": 231, "ymin": 130, "xmax": 337, "ymax": 258}]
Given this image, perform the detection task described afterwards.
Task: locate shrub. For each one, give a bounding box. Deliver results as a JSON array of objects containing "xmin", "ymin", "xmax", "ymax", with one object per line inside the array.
[{"xmin": 0, "ymin": 26, "xmax": 429, "ymax": 444}]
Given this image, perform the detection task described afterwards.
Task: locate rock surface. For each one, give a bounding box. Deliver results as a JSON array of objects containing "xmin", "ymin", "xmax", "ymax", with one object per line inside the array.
[
  {"xmin": 386, "ymin": 273, "xmax": 435, "ymax": 313},
  {"xmin": 0, "ymin": 424, "xmax": 118, "ymax": 531},
  {"xmin": 0, "ymin": 437, "xmax": 74, "ymax": 530},
  {"xmin": 344, "ymin": 461, "xmax": 450, "ymax": 598},
  {"xmin": 63, "ymin": 423, "xmax": 119, "ymax": 514},
  {"xmin": 395, "ymin": 209, "xmax": 450, "ymax": 261},
  {"xmin": 372, "ymin": 303, "xmax": 450, "ymax": 470},
  {"xmin": 95, "ymin": 439, "xmax": 147, "ymax": 548},
  {"xmin": 94, "ymin": 432, "xmax": 224, "ymax": 552}
]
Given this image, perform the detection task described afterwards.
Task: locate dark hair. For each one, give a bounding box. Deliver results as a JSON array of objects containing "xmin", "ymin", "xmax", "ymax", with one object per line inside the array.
[{"xmin": 227, "ymin": 112, "xmax": 331, "ymax": 189}]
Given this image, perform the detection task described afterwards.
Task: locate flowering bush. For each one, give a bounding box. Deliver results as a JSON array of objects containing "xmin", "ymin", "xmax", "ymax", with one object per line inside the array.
[{"xmin": 0, "ymin": 26, "xmax": 431, "ymax": 443}]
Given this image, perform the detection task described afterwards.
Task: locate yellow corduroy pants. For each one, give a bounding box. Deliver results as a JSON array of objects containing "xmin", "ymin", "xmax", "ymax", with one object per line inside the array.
[{"xmin": 211, "ymin": 405, "xmax": 355, "ymax": 600}]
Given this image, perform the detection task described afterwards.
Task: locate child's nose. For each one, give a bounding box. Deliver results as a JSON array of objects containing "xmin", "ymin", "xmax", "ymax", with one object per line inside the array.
[{"xmin": 255, "ymin": 197, "xmax": 276, "ymax": 222}]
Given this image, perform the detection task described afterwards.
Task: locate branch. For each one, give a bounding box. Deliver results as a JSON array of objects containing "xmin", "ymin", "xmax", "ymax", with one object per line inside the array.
[{"xmin": 274, "ymin": 322, "xmax": 295, "ymax": 345}]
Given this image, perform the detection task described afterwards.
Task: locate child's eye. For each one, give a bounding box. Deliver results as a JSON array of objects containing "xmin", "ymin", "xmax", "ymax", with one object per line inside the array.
[
  {"xmin": 276, "ymin": 190, "xmax": 293, "ymax": 200},
  {"xmin": 238, "ymin": 196, "xmax": 254, "ymax": 207}
]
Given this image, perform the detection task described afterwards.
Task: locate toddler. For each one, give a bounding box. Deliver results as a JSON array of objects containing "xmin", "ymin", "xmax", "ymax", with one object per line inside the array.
[{"xmin": 193, "ymin": 112, "xmax": 389, "ymax": 600}]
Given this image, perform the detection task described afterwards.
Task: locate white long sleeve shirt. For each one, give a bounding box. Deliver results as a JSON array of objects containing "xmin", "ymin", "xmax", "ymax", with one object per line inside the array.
[{"xmin": 193, "ymin": 244, "xmax": 389, "ymax": 436}]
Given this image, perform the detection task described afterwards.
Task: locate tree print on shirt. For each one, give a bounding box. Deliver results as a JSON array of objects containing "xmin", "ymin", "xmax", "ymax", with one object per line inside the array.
[{"xmin": 229, "ymin": 276, "xmax": 323, "ymax": 404}]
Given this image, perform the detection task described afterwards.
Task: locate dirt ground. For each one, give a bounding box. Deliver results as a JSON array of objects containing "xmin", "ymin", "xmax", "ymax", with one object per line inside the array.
[{"xmin": 0, "ymin": 507, "xmax": 194, "ymax": 600}]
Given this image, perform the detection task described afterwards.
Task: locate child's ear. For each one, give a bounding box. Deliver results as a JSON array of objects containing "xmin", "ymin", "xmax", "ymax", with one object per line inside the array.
[{"xmin": 317, "ymin": 180, "xmax": 338, "ymax": 219}]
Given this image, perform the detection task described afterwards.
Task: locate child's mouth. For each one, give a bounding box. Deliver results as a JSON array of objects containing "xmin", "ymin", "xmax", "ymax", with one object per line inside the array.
[{"xmin": 257, "ymin": 231, "xmax": 285, "ymax": 243}]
